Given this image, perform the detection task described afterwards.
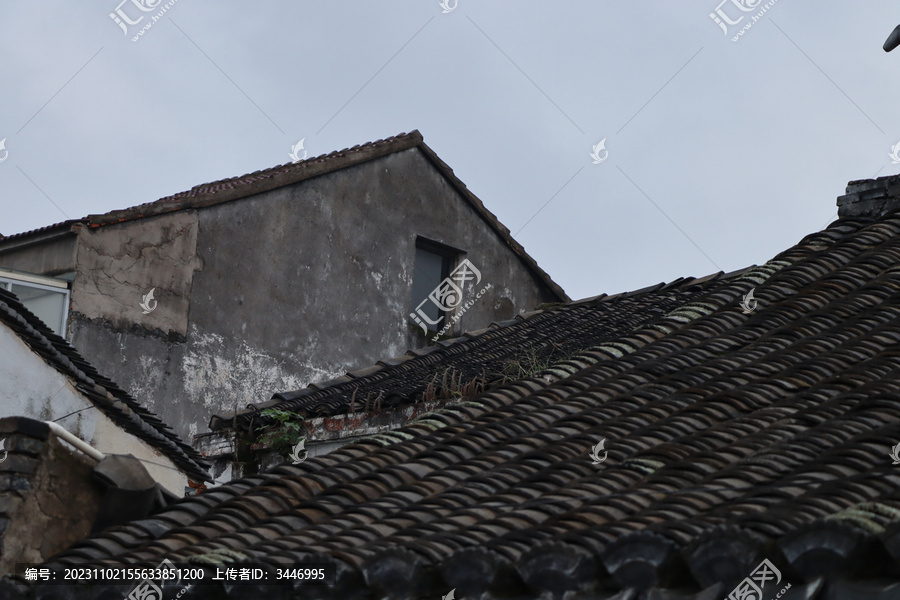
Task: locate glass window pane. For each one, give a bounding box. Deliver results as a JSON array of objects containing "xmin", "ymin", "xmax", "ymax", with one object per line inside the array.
[
  {"xmin": 10, "ymin": 283, "xmax": 66, "ymax": 336},
  {"xmin": 411, "ymin": 247, "xmax": 445, "ymax": 326}
]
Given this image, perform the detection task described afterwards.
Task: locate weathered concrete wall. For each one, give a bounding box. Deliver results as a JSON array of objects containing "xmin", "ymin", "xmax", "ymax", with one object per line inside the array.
[
  {"xmin": 0, "ymin": 323, "xmax": 187, "ymax": 494},
  {"xmin": 61, "ymin": 148, "xmax": 559, "ymax": 446},
  {"xmin": 0, "ymin": 418, "xmax": 101, "ymax": 575},
  {"xmin": 71, "ymin": 212, "xmax": 201, "ymax": 336}
]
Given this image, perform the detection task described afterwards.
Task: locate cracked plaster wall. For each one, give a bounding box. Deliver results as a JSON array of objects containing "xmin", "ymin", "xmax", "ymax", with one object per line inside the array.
[
  {"xmin": 64, "ymin": 148, "xmax": 558, "ymax": 446},
  {"xmin": 71, "ymin": 213, "xmax": 201, "ymax": 336}
]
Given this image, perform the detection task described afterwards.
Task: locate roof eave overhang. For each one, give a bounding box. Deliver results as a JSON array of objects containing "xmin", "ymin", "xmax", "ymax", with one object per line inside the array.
[{"xmin": 0, "ymin": 222, "xmax": 80, "ymax": 254}]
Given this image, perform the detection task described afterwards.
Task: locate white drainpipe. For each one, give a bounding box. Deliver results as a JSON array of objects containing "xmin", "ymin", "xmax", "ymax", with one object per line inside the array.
[{"xmin": 45, "ymin": 421, "xmax": 105, "ymax": 461}]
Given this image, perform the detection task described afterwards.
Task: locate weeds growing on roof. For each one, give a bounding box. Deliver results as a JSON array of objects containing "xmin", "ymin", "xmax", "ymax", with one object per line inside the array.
[
  {"xmin": 256, "ymin": 407, "xmax": 305, "ymax": 453},
  {"xmin": 422, "ymin": 368, "xmax": 487, "ymax": 403}
]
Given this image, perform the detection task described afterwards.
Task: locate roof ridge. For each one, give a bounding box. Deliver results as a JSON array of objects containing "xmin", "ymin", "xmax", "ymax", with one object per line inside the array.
[{"xmin": 85, "ymin": 131, "xmax": 424, "ymax": 227}]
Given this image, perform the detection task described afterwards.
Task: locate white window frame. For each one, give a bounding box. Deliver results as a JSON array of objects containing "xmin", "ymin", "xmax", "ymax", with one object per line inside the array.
[{"xmin": 0, "ymin": 269, "xmax": 70, "ymax": 336}]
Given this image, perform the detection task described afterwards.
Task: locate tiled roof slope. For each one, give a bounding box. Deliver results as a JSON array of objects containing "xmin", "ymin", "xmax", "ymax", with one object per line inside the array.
[
  {"xmin": 20, "ymin": 212, "xmax": 900, "ymax": 599},
  {"xmin": 0, "ymin": 131, "xmax": 567, "ymax": 302},
  {"xmin": 0, "ymin": 287, "xmax": 210, "ymax": 482},
  {"xmin": 210, "ymin": 271, "xmax": 743, "ymax": 430}
]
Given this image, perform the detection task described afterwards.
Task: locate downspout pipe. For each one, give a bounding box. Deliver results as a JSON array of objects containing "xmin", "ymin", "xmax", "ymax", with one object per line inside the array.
[{"xmin": 44, "ymin": 421, "xmax": 104, "ymax": 461}]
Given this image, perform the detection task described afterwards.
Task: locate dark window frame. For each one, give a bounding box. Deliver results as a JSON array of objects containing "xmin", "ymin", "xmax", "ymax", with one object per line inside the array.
[{"xmin": 409, "ymin": 237, "xmax": 464, "ymax": 333}]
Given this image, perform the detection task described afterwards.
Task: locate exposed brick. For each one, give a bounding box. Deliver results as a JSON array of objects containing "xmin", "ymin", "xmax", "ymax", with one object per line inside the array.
[
  {"xmin": 0, "ymin": 474, "xmax": 31, "ymax": 492},
  {"xmin": 4, "ymin": 436, "xmax": 44, "ymax": 456},
  {"xmin": 0, "ymin": 455, "xmax": 39, "ymax": 476},
  {"xmin": 0, "ymin": 495, "xmax": 23, "ymax": 514},
  {"xmin": 838, "ymin": 174, "xmax": 900, "ymax": 219}
]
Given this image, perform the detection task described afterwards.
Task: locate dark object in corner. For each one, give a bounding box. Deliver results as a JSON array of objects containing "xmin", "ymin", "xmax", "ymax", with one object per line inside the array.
[
  {"xmin": 90, "ymin": 454, "xmax": 173, "ymax": 533},
  {"xmin": 885, "ymin": 24, "xmax": 900, "ymax": 52}
]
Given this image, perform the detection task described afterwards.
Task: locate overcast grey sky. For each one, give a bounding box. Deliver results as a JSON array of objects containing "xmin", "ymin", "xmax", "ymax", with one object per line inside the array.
[{"xmin": 2, "ymin": 1, "xmax": 899, "ymax": 301}]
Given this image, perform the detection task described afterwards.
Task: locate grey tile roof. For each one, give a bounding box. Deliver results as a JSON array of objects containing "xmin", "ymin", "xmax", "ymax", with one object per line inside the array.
[
  {"xmin": 0, "ymin": 287, "xmax": 210, "ymax": 482},
  {"xmin": 210, "ymin": 272, "xmax": 739, "ymax": 430},
  {"xmin": 11, "ymin": 205, "xmax": 900, "ymax": 598}
]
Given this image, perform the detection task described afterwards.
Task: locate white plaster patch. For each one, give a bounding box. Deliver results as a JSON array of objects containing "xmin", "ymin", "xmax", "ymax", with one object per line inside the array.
[
  {"xmin": 183, "ymin": 328, "xmax": 343, "ymax": 414},
  {"xmin": 128, "ymin": 354, "xmax": 165, "ymax": 411}
]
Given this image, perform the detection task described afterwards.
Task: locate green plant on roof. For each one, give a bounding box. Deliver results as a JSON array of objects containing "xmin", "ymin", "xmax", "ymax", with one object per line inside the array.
[{"xmin": 256, "ymin": 407, "xmax": 305, "ymax": 452}]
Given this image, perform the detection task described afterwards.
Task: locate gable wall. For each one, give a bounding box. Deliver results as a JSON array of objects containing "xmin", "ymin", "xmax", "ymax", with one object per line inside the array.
[{"xmin": 59, "ymin": 148, "xmax": 558, "ymax": 459}]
